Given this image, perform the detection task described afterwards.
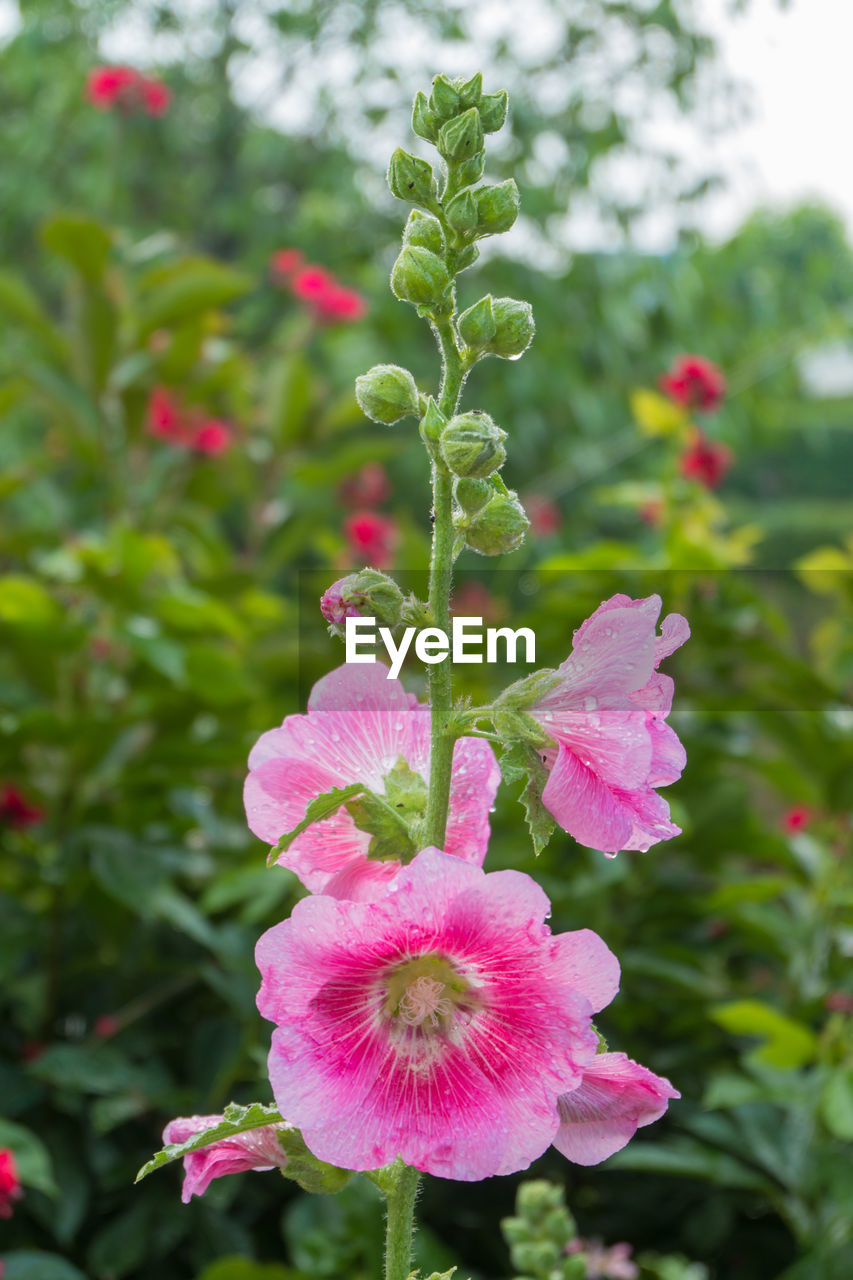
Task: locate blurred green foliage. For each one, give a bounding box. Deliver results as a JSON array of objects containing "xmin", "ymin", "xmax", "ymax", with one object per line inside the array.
[{"xmin": 1, "ymin": 2, "xmax": 852, "ymax": 1279}]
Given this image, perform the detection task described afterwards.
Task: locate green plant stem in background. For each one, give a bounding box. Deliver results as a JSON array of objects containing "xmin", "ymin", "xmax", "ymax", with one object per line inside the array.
[
  {"xmin": 383, "ymin": 1161, "xmax": 421, "ymax": 1280},
  {"xmin": 423, "ymin": 320, "xmax": 466, "ymax": 849}
]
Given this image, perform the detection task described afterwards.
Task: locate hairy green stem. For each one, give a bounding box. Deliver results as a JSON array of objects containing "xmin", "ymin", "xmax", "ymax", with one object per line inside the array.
[
  {"xmin": 383, "ymin": 1162, "xmax": 421, "ymax": 1280},
  {"xmin": 423, "ymin": 318, "xmax": 465, "ymax": 849}
]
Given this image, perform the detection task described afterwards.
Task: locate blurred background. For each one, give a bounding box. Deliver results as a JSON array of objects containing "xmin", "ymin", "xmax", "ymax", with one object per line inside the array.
[{"xmin": 2, "ymin": 1, "xmax": 853, "ymax": 1278}]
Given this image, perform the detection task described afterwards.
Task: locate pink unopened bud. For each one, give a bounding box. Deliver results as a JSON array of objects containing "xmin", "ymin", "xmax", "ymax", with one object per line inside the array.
[{"xmin": 320, "ymin": 578, "xmax": 364, "ymax": 626}]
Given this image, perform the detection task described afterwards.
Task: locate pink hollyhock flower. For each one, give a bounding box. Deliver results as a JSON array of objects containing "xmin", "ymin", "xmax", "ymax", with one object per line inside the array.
[
  {"xmin": 0, "ymin": 785, "xmax": 43, "ymax": 828},
  {"xmin": 191, "ymin": 419, "xmax": 232, "ymax": 456},
  {"xmin": 339, "ymin": 462, "xmax": 391, "ymax": 509},
  {"xmin": 554, "ymin": 1052, "xmax": 678, "ymax": 1166},
  {"xmin": 0, "ymin": 1149, "xmax": 22, "ymax": 1219},
  {"xmin": 256, "ymin": 847, "xmax": 620, "ymax": 1179},
  {"xmin": 85, "ymin": 65, "xmax": 138, "ymax": 109},
  {"xmin": 139, "ymin": 76, "xmax": 172, "ymax": 117},
  {"xmin": 162, "ymin": 1115, "xmax": 289, "ymax": 1203},
  {"xmin": 320, "ymin": 577, "xmax": 363, "ymax": 626},
  {"xmin": 147, "ymin": 387, "xmax": 187, "ymax": 444},
  {"xmin": 270, "ymin": 247, "xmax": 304, "ymax": 279},
  {"xmin": 344, "ymin": 510, "xmax": 399, "ymax": 570},
  {"xmin": 524, "ymin": 492, "xmax": 561, "ymax": 537},
  {"xmin": 530, "ymin": 594, "xmax": 689, "ymax": 854},
  {"xmin": 290, "ymin": 264, "xmax": 367, "ymax": 324},
  {"xmin": 245, "ymin": 663, "xmax": 499, "ymax": 900},
  {"xmin": 566, "ymin": 1238, "xmax": 639, "ymax": 1280},
  {"xmin": 660, "ymin": 354, "xmax": 726, "ymax": 414},
  {"xmin": 783, "ymin": 804, "xmax": 811, "ymax": 834},
  {"xmin": 679, "ymin": 429, "xmax": 733, "ymax": 488}
]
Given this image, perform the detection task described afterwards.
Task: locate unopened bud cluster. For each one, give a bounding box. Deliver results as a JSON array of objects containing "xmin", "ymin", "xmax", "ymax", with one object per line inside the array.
[
  {"xmin": 502, "ymin": 1180, "xmax": 586, "ymax": 1280},
  {"xmin": 355, "ymin": 71, "xmax": 538, "ymax": 559}
]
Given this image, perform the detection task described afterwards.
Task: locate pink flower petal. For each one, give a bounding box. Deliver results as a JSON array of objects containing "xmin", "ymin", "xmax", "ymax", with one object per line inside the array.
[
  {"xmin": 553, "ymin": 1052, "xmax": 679, "ymax": 1165},
  {"xmin": 162, "ymin": 1114, "xmax": 289, "ymax": 1202}
]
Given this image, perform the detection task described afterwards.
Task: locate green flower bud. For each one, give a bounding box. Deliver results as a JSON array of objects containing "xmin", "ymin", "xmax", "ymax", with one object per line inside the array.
[
  {"xmin": 511, "ymin": 1242, "xmax": 561, "ymax": 1274},
  {"xmin": 500, "ymin": 1217, "xmax": 533, "ymax": 1247},
  {"xmin": 457, "ymin": 295, "xmax": 496, "ymax": 349},
  {"xmin": 479, "ymin": 89, "xmax": 508, "ymax": 133},
  {"xmin": 516, "ymin": 1179, "xmax": 564, "ymax": 1219},
  {"xmin": 455, "ymin": 244, "xmax": 480, "ymax": 273},
  {"xmin": 403, "ymin": 209, "xmax": 444, "ymax": 254},
  {"xmin": 440, "ymin": 411, "xmax": 506, "ymax": 479},
  {"xmin": 487, "ymin": 297, "xmax": 535, "ymax": 359},
  {"xmin": 563, "ymin": 1256, "xmax": 588, "ymax": 1279},
  {"xmin": 458, "ymin": 71, "xmax": 483, "ymax": 108},
  {"xmin": 390, "ymin": 245, "xmax": 451, "ymax": 306},
  {"xmin": 411, "ymin": 90, "xmax": 438, "ymax": 142},
  {"xmin": 429, "ymin": 74, "xmax": 460, "ymax": 120},
  {"xmin": 455, "ymin": 476, "xmax": 493, "ymax": 515},
  {"xmin": 456, "ymin": 152, "xmax": 486, "ymax": 187},
  {"xmin": 355, "ymin": 363, "xmax": 420, "ymax": 425},
  {"xmin": 466, "ymin": 489, "xmax": 529, "ymax": 555},
  {"xmin": 474, "ymin": 179, "xmax": 520, "ymax": 237},
  {"xmin": 387, "ymin": 147, "xmax": 437, "ymax": 208},
  {"xmin": 348, "ymin": 569, "xmax": 404, "ymax": 629},
  {"xmin": 445, "ymin": 189, "xmax": 478, "ymax": 237},
  {"xmin": 420, "ymin": 396, "xmax": 447, "ymax": 444},
  {"xmin": 437, "ymin": 107, "xmax": 484, "ymax": 164}
]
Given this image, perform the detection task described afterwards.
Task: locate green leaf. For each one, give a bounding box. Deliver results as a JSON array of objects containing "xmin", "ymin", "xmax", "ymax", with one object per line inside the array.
[
  {"xmin": 195, "ymin": 1261, "xmax": 302, "ymax": 1280},
  {"xmin": 499, "ymin": 741, "xmax": 555, "ymax": 855},
  {"xmin": 270, "ymin": 783, "xmax": 367, "ymax": 862},
  {"xmin": 0, "ymin": 1118, "xmax": 56, "ymax": 1195},
  {"xmin": 1, "ymin": 1253, "xmax": 86, "ymax": 1280},
  {"xmin": 135, "ymin": 1102, "xmax": 284, "ymax": 1184},
  {"xmin": 0, "ymin": 271, "xmax": 66, "ymax": 362},
  {"xmin": 267, "ymin": 351, "xmax": 313, "ymax": 444},
  {"xmin": 609, "ymin": 1137, "xmax": 773, "ymax": 1193},
  {"xmin": 136, "ymin": 258, "xmax": 252, "ymax": 334},
  {"xmin": 821, "ymin": 1068, "xmax": 853, "ymax": 1140},
  {"xmin": 710, "ymin": 1000, "xmax": 818, "ymax": 1069},
  {"xmin": 41, "ymin": 214, "xmax": 112, "ymax": 282},
  {"xmin": 0, "ymin": 575, "xmax": 61, "ymax": 629}
]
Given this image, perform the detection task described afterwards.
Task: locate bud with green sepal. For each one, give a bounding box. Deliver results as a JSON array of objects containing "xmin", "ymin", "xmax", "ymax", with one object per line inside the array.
[
  {"xmin": 478, "ymin": 89, "xmax": 508, "ymax": 133},
  {"xmin": 458, "ymin": 71, "xmax": 483, "ymax": 108},
  {"xmin": 440, "ymin": 411, "xmax": 506, "ymax": 479},
  {"xmin": 387, "ymin": 147, "xmax": 438, "ymax": 209},
  {"xmin": 355, "ymin": 364, "xmax": 420, "ymax": 425},
  {"xmin": 455, "ymin": 476, "xmax": 493, "ymax": 515},
  {"xmin": 486, "ymin": 297, "xmax": 535, "ymax": 359},
  {"xmin": 391, "ymin": 245, "xmax": 451, "ymax": 307},
  {"xmin": 474, "ymin": 179, "xmax": 520, "ymax": 237},
  {"xmin": 465, "ymin": 483, "xmax": 529, "ymax": 555},
  {"xmin": 420, "ymin": 396, "xmax": 447, "ymax": 447},
  {"xmin": 437, "ymin": 107, "xmax": 484, "ymax": 165},
  {"xmin": 411, "ymin": 90, "xmax": 439, "ymax": 142},
  {"xmin": 445, "ymin": 189, "xmax": 478, "ymax": 238},
  {"xmin": 455, "ymin": 151, "xmax": 486, "ymax": 188},
  {"xmin": 457, "ymin": 295, "xmax": 496, "ymax": 350},
  {"xmin": 429, "ymin": 73, "xmax": 460, "ymax": 120},
  {"xmin": 322, "ymin": 569, "xmax": 405, "ymax": 638},
  {"xmin": 403, "ymin": 209, "xmax": 445, "ymax": 254}
]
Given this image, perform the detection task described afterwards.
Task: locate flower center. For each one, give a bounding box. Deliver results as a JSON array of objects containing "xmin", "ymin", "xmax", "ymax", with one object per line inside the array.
[{"xmin": 383, "ymin": 954, "xmax": 477, "ymax": 1034}]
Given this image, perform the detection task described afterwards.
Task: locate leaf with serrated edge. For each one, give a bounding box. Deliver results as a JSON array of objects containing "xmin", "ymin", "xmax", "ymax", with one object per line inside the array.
[
  {"xmin": 134, "ymin": 1102, "xmax": 284, "ymax": 1183},
  {"xmin": 500, "ymin": 742, "xmax": 555, "ymax": 855},
  {"xmin": 268, "ymin": 783, "xmax": 366, "ymax": 865}
]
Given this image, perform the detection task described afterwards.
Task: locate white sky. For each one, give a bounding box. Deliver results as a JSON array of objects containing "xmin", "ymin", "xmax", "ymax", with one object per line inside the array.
[{"xmin": 0, "ymin": 0, "xmax": 851, "ymax": 247}]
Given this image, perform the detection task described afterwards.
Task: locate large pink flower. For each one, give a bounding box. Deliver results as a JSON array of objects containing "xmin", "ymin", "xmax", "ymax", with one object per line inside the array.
[
  {"xmin": 162, "ymin": 1115, "xmax": 289, "ymax": 1202},
  {"xmin": 244, "ymin": 663, "xmax": 500, "ymax": 900},
  {"xmin": 256, "ymin": 848, "xmax": 620, "ymax": 1180},
  {"xmin": 554, "ymin": 1052, "xmax": 679, "ymax": 1166},
  {"xmin": 530, "ymin": 594, "xmax": 689, "ymax": 854}
]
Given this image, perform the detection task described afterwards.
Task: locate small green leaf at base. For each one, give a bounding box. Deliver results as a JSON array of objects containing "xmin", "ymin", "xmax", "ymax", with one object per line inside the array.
[
  {"xmin": 499, "ymin": 742, "xmax": 555, "ymax": 855},
  {"xmin": 134, "ymin": 1102, "xmax": 284, "ymax": 1183},
  {"xmin": 268, "ymin": 784, "xmax": 367, "ymax": 864}
]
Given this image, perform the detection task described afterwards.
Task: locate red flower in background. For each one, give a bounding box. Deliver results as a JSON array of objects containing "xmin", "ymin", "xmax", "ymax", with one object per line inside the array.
[
  {"xmin": 272, "ymin": 251, "xmax": 367, "ymax": 325},
  {"xmin": 343, "ymin": 511, "xmax": 398, "ymax": 570},
  {"xmin": 86, "ymin": 66, "xmax": 172, "ymax": 117},
  {"xmin": 0, "ymin": 785, "xmax": 43, "ymax": 828},
  {"xmin": 0, "ymin": 1149, "xmax": 22, "ymax": 1219},
  {"xmin": 679, "ymin": 430, "xmax": 733, "ymax": 489},
  {"xmin": 783, "ymin": 805, "xmax": 811, "ymax": 834},
  {"xmin": 339, "ymin": 462, "xmax": 390, "ymax": 509},
  {"xmin": 450, "ymin": 580, "xmax": 507, "ymax": 625},
  {"xmin": 524, "ymin": 492, "xmax": 561, "ymax": 537},
  {"xmin": 146, "ymin": 388, "xmax": 233, "ymax": 455},
  {"xmin": 660, "ymin": 354, "xmax": 726, "ymax": 414}
]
